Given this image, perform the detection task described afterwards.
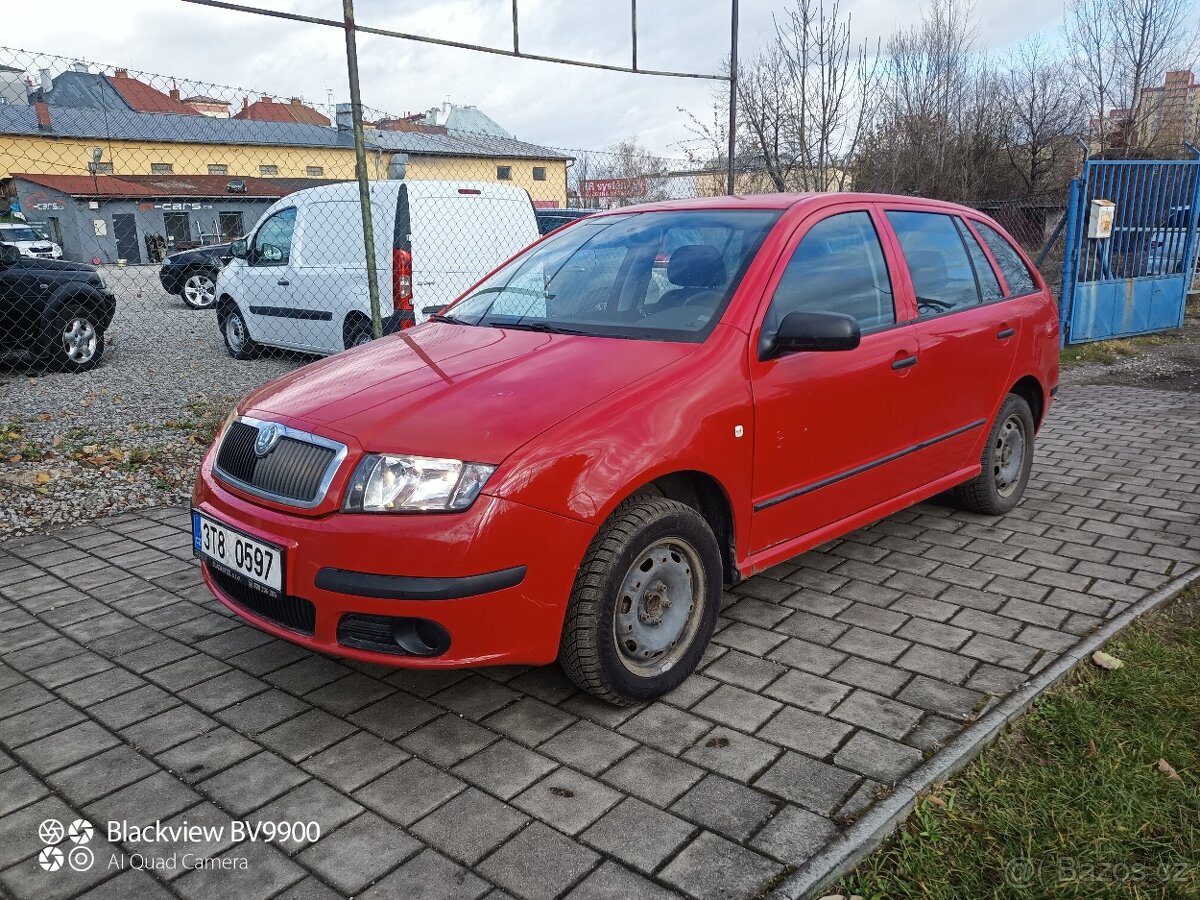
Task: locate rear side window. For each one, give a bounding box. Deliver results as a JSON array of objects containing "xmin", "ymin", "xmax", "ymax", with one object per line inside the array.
[
  {"xmin": 972, "ymin": 221, "xmax": 1038, "ymax": 296},
  {"xmin": 955, "ymin": 219, "xmax": 1002, "ymax": 302},
  {"xmin": 767, "ymin": 211, "xmax": 895, "ymax": 333},
  {"xmin": 887, "ymin": 211, "xmax": 980, "ymax": 317}
]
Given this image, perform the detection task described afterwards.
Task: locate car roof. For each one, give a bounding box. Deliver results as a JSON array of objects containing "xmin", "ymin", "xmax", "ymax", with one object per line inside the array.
[{"xmin": 590, "ymin": 192, "xmax": 987, "ymax": 217}]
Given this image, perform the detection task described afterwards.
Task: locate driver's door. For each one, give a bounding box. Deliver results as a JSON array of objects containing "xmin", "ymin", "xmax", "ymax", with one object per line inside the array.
[
  {"xmin": 240, "ymin": 207, "xmax": 300, "ymax": 349},
  {"xmin": 748, "ymin": 206, "xmax": 924, "ymax": 554}
]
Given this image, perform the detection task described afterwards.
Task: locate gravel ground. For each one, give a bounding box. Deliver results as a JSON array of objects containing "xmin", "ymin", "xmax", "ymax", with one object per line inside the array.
[
  {"xmin": 1061, "ymin": 297, "xmax": 1200, "ymax": 393},
  {"xmin": 0, "ymin": 264, "xmax": 307, "ymax": 537}
]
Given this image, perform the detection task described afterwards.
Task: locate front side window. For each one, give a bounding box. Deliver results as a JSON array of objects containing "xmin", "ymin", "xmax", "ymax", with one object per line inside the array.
[
  {"xmin": 887, "ymin": 211, "xmax": 982, "ymax": 317},
  {"xmin": 765, "ymin": 211, "xmax": 895, "ymax": 333},
  {"xmin": 251, "ymin": 207, "xmax": 295, "ymax": 265},
  {"xmin": 447, "ymin": 209, "xmax": 781, "ymax": 342},
  {"xmin": 972, "ymin": 221, "xmax": 1038, "ymax": 297}
]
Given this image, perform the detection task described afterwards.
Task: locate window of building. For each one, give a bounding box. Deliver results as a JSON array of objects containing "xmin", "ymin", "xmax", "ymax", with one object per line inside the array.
[
  {"xmin": 532, "ymin": 166, "xmax": 547, "ymax": 181},
  {"xmin": 259, "ymin": 164, "xmax": 279, "ymax": 176},
  {"xmin": 886, "ymin": 211, "xmax": 982, "ymax": 317},
  {"xmin": 972, "ymin": 221, "xmax": 1039, "ymax": 297},
  {"xmin": 163, "ymin": 212, "xmax": 192, "ymax": 246},
  {"xmin": 150, "ymin": 163, "xmax": 174, "ymax": 174},
  {"xmin": 306, "ymin": 165, "xmax": 324, "ymax": 177},
  {"xmin": 497, "ymin": 165, "xmax": 512, "ymax": 181},
  {"xmin": 208, "ymin": 164, "xmax": 229, "ymax": 175},
  {"xmin": 88, "ymin": 162, "xmax": 113, "ymax": 175},
  {"xmin": 218, "ymin": 211, "xmax": 244, "ymax": 241},
  {"xmin": 766, "ymin": 211, "xmax": 895, "ymax": 333}
]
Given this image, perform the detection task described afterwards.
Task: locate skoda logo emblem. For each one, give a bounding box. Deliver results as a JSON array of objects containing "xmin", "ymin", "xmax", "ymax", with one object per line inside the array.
[{"xmin": 254, "ymin": 423, "xmax": 282, "ymax": 457}]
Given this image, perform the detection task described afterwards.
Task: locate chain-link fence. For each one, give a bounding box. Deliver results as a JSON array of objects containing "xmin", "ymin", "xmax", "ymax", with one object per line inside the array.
[{"xmin": 0, "ymin": 45, "xmax": 719, "ymax": 534}]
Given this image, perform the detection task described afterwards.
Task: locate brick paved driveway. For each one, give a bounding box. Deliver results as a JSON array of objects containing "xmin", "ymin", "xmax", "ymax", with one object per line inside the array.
[{"xmin": 1, "ymin": 384, "xmax": 1197, "ymax": 900}]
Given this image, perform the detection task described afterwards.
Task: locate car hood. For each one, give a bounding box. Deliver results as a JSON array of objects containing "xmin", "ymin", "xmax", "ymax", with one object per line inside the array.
[
  {"xmin": 242, "ymin": 322, "xmax": 697, "ymax": 462},
  {"xmin": 15, "ymin": 257, "xmax": 92, "ymax": 274},
  {"xmin": 164, "ymin": 244, "xmax": 230, "ymax": 264}
]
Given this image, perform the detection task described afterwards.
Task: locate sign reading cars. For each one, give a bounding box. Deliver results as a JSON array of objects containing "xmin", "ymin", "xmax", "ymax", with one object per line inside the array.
[{"xmin": 580, "ymin": 177, "xmax": 647, "ymax": 200}]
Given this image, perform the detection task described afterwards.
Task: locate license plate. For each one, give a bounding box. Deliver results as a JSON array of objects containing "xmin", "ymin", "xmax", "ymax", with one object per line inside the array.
[{"xmin": 193, "ymin": 511, "xmax": 284, "ymax": 597}]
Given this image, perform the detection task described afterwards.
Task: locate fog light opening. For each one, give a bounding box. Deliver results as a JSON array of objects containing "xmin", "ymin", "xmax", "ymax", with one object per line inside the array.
[{"xmin": 392, "ymin": 618, "xmax": 451, "ymax": 657}]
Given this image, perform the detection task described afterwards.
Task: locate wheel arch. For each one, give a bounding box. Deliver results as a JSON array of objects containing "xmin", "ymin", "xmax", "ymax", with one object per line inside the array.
[
  {"xmin": 609, "ymin": 470, "xmax": 740, "ymax": 585},
  {"xmin": 342, "ymin": 310, "xmax": 373, "ymax": 347},
  {"xmin": 46, "ymin": 284, "xmax": 115, "ymax": 332},
  {"xmin": 1008, "ymin": 374, "xmax": 1045, "ymax": 430}
]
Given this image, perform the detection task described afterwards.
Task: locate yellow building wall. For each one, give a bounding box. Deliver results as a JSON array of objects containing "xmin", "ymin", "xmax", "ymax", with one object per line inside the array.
[
  {"xmin": 403, "ymin": 154, "xmax": 567, "ymax": 206},
  {"xmin": 0, "ymin": 137, "xmax": 567, "ymax": 204}
]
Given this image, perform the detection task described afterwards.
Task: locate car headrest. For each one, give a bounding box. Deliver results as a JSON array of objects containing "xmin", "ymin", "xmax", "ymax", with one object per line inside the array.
[{"xmin": 667, "ymin": 245, "xmax": 727, "ymax": 288}]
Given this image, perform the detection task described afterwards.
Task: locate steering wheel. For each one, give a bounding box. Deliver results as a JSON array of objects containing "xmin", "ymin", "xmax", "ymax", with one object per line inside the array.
[{"xmin": 917, "ymin": 296, "xmax": 954, "ymax": 314}]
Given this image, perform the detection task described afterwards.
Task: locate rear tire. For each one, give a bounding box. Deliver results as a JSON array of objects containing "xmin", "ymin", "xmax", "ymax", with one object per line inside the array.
[
  {"xmin": 220, "ymin": 305, "xmax": 260, "ymax": 360},
  {"xmin": 44, "ymin": 303, "xmax": 105, "ymax": 373},
  {"xmin": 344, "ymin": 317, "xmax": 374, "ymax": 349},
  {"xmin": 558, "ymin": 496, "xmax": 722, "ymax": 705},
  {"xmin": 953, "ymin": 394, "xmax": 1035, "ymax": 515}
]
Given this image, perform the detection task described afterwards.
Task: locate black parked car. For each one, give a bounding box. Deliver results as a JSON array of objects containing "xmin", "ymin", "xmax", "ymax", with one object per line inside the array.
[
  {"xmin": 0, "ymin": 243, "xmax": 115, "ymax": 373},
  {"xmin": 534, "ymin": 208, "xmax": 593, "ymax": 235},
  {"xmin": 159, "ymin": 242, "xmax": 234, "ymax": 309}
]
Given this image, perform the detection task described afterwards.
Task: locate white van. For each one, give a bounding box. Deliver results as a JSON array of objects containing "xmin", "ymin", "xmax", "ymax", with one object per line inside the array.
[{"xmin": 214, "ymin": 180, "xmax": 540, "ymax": 357}]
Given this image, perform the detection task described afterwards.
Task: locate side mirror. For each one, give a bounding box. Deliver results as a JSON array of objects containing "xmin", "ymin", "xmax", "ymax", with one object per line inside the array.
[
  {"xmin": 230, "ymin": 239, "xmax": 248, "ymax": 259},
  {"xmin": 0, "ymin": 243, "xmax": 21, "ymax": 266},
  {"xmin": 759, "ymin": 310, "xmax": 861, "ymax": 360}
]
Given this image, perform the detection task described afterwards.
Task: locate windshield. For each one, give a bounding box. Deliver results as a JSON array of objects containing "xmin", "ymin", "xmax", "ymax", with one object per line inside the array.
[
  {"xmin": 445, "ymin": 209, "xmax": 781, "ymax": 341},
  {"xmin": 1, "ymin": 226, "xmax": 41, "ymax": 241}
]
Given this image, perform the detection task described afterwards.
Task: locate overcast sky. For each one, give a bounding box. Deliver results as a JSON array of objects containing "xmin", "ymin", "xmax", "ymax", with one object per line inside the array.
[{"xmin": 7, "ymin": 0, "xmax": 1065, "ymax": 156}]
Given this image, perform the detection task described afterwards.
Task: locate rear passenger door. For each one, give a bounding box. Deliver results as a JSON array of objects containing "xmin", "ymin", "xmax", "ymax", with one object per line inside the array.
[{"xmin": 883, "ymin": 208, "xmax": 1019, "ymax": 483}]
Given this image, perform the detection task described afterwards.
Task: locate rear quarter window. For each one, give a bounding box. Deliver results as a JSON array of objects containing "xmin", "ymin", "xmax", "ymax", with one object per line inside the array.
[{"xmin": 972, "ymin": 221, "xmax": 1038, "ymax": 297}]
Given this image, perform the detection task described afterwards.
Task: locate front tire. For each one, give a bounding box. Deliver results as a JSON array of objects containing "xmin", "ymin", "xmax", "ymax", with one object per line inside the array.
[
  {"xmin": 182, "ymin": 270, "xmax": 218, "ymax": 309},
  {"xmin": 44, "ymin": 304, "xmax": 105, "ymax": 373},
  {"xmin": 220, "ymin": 305, "xmax": 260, "ymax": 360},
  {"xmin": 953, "ymin": 394, "xmax": 1036, "ymax": 515},
  {"xmin": 559, "ymin": 496, "xmax": 722, "ymax": 705}
]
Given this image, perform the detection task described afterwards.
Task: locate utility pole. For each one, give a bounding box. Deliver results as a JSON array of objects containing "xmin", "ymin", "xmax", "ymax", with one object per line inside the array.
[{"xmin": 343, "ymin": 0, "xmax": 382, "ymax": 338}]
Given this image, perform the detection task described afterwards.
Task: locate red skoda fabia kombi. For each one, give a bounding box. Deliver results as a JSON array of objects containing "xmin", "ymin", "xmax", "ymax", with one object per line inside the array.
[{"xmin": 193, "ymin": 193, "xmax": 1059, "ymax": 705}]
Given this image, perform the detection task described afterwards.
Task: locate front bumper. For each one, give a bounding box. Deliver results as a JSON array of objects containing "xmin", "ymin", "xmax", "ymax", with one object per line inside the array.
[
  {"xmin": 159, "ymin": 266, "xmax": 184, "ymax": 294},
  {"xmin": 192, "ymin": 460, "xmax": 596, "ymax": 668}
]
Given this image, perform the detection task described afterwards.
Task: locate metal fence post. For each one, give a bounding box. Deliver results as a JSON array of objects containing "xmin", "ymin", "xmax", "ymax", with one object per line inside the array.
[
  {"xmin": 1059, "ymin": 176, "xmax": 1083, "ymax": 346},
  {"xmin": 726, "ymin": 0, "xmax": 738, "ymax": 196},
  {"xmin": 343, "ymin": 0, "xmax": 383, "ymax": 339}
]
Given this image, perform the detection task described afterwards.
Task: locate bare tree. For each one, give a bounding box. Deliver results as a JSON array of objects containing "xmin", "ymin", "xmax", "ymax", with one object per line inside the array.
[
  {"xmin": 999, "ymin": 37, "xmax": 1084, "ymax": 189},
  {"xmin": 1068, "ymin": 0, "xmax": 1198, "ymax": 154}
]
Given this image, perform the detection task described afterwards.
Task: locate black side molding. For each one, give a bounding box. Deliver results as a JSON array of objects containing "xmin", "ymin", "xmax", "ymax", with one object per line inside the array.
[{"xmin": 315, "ymin": 565, "xmax": 527, "ymax": 601}]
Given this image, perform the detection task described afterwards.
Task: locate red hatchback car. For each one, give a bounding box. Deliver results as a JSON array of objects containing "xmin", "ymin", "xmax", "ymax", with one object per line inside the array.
[{"xmin": 192, "ymin": 193, "xmax": 1059, "ymax": 704}]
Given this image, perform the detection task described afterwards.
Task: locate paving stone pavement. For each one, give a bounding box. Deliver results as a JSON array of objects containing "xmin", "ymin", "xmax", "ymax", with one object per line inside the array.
[{"xmin": 0, "ymin": 383, "xmax": 1197, "ymax": 900}]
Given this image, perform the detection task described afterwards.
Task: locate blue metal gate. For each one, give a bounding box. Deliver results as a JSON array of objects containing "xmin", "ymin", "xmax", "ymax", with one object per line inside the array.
[{"xmin": 1059, "ymin": 155, "xmax": 1200, "ymax": 344}]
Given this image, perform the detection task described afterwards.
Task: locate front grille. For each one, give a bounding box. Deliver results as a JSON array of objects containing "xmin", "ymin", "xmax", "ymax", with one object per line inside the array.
[
  {"xmin": 206, "ymin": 563, "xmax": 316, "ymax": 634},
  {"xmin": 215, "ymin": 420, "xmax": 339, "ymax": 506}
]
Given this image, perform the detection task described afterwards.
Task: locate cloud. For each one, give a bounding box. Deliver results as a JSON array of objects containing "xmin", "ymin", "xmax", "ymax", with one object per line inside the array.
[{"xmin": 8, "ymin": 0, "xmax": 1064, "ymax": 156}]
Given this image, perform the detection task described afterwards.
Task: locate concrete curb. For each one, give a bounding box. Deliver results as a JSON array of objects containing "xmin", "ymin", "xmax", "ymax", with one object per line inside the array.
[{"xmin": 769, "ymin": 567, "xmax": 1200, "ymax": 900}]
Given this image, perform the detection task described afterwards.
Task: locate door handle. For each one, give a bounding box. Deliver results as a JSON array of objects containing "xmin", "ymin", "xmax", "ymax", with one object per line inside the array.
[
  {"xmin": 996, "ymin": 326, "xmax": 1015, "ymax": 339},
  {"xmin": 277, "ymin": 279, "xmax": 290, "ymax": 286},
  {"xmin": 891, "ymin": 354, "xmax": 919, "ymax": 370}
]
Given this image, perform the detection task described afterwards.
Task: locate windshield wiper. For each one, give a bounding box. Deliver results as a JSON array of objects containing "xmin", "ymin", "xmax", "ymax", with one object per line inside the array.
[
  {"xmin": 488, "ymin": 321, "xmax": 591, "ymax": 336},
  {"xmin": 428, "ymin": 313, "xmax": 471, "ymax": 325}
]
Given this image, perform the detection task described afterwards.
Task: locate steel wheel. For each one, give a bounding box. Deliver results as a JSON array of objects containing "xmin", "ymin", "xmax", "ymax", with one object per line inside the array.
[
  {"xmin": 993, "ymin": 413, "xmax": 1027, "ymax": 498},
  {"xmin": 612, "ymin": 537, "xmax": 706, "ymax": 675},
  {"xmin": 183, "ymin": 272, "xmax": 217, "ymax": 308},
  {"xmin": 225, "ymin": 312, "xmax": 247, "ymax": 353},
  {"xmin": 62, "ymin": 317, "xmax": 98, "ymax": 366}
]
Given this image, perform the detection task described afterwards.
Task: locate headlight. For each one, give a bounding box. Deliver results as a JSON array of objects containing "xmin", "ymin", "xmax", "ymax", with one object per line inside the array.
[{"xmin": 344, "ymin": 454, "xmax": 496, "ymax": 512}]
